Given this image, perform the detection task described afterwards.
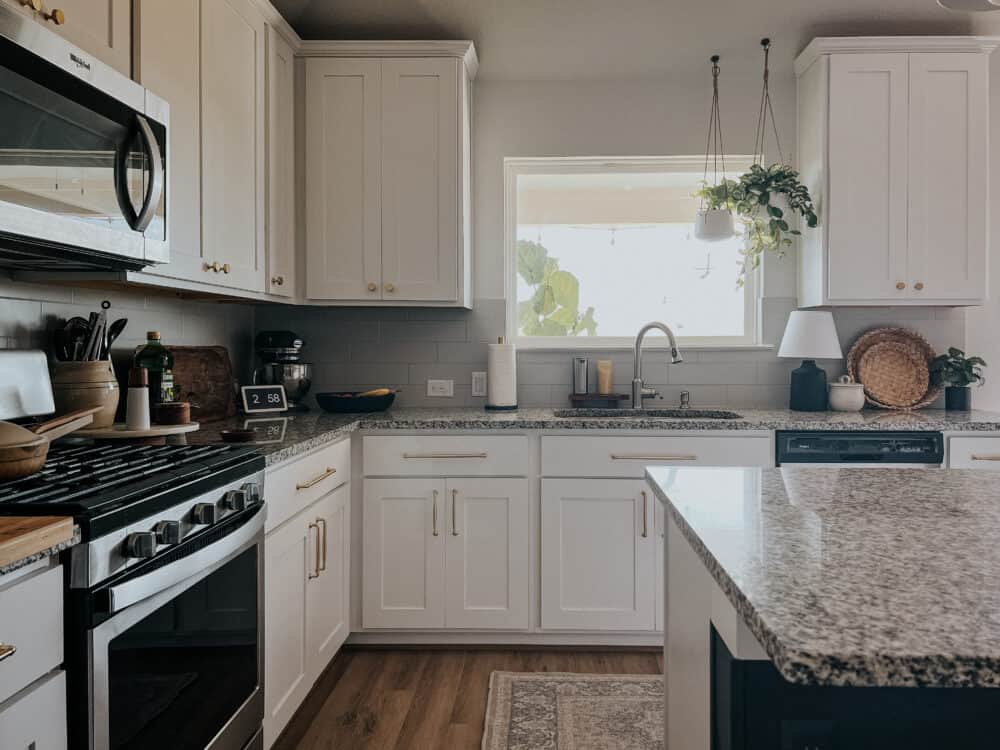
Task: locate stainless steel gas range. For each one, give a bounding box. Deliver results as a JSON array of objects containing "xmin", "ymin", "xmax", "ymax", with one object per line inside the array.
[{"xmin": 0, "ymin": 443, "xmax": 266, "ymax": 750}]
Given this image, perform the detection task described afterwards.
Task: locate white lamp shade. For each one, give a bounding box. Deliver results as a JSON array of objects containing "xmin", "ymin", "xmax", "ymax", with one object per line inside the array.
[{"xmin": 777, "ymin": 310, "xmax": 843, "ymax": 360}]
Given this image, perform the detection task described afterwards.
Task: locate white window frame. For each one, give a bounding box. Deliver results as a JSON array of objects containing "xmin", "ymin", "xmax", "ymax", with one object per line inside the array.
[{"xmin": 504, "ymin": 155, "xmax": 762, "ymax": 350}]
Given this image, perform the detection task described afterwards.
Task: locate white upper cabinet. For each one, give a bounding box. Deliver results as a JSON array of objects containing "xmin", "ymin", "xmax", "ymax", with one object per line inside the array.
[
  {"xmin": 304, "ymin": 43, "xmax": 476, "ymax": 307},
  {"xmin": 266, "ymin": 26, "xmax": 297, "ymax": 297},
  {"xmin": 796, "ymin": 38, "xmax": 993, "ymax": 307},
  {"xmin": 200, "ymin": 0, "xmax": 266, "ymax": 293}
]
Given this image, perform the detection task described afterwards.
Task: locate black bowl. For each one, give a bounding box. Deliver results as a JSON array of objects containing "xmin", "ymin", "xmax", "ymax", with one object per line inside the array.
[{"xmin": 316, "ymin": 391, "xmax": 396, "ymax": 413}]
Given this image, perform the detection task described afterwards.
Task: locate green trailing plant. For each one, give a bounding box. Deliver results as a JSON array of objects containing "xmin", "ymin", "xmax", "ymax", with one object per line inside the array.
[
  {"xmin": 517, "ymin": 240, "xmax": 597, "ymax": 337},
  {"xmin": 929, "ymin": 348, "xmax": 986, "ymax": 388},
  {"xmin": 695, "ymin": 163, "xmax": 818, "ymax": 285}
]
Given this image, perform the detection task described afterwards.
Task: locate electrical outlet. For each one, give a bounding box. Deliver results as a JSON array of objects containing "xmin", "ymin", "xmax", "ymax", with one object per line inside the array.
[
  {"xmin": 427, "ymin": 379, "xmax": 454, "ymax": 397},
  {"xmin": 472, "ymin": 371, "xmax": 487, "ymax": 397}
]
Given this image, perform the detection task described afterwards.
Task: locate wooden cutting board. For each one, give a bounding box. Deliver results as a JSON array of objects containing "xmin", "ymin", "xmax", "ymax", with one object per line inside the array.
[
  {"xmin": 0, "ymin": 516, "xmax": 75, "ymax": 568},
  {"xmin": 167, "ymin": 346, "xmax": 237, "ymax": 422}
]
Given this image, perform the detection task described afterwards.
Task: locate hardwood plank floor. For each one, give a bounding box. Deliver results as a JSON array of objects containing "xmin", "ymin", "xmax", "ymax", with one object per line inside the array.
[{"xmin": 273, "ymin": 648, "xmax": 663, "ymax": 750}]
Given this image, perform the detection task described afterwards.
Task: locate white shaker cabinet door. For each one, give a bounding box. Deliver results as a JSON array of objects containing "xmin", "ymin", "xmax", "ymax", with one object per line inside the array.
[
  {"xmin": 907, "ymin": 52, "xmax": 988, "ymax": 304},
  {"xmin": 266, "ymin": 26, "xmax": 297, "ymax": 298},
  {"xmin": 540, "ymin": 479, "xmax": 655, "ymax": 631},
  {"xmin": 263, "ymin": 513, "xmax": 311, "ymax": 747},
  {"xmin": 40, "ymin": 0, "xmax": 131, "ymax": 75},
  {"xmin": 363, "ymin": 478, "xmax": 446, "ymax": 628},
  {"xmin": 306, "ymin": 485, "xmax": 350, "ymax": 670},
  {"xmin": 380, "ymin": 59, "xmax": 460, "ymax": 303},
  {"xmin": 827, "ymin": 53, "xmax": 909, "ymax": 302},
  {"xmin": 444, "ymin": 478, "xmax": 531, "ymax": 630},
  {"xmin": 305, "ymin": 58, "xmax": 383, "ymax": 301},
  {"xmin": 200, "ymin": 0, "xmax": 266, "ymax": 292}
]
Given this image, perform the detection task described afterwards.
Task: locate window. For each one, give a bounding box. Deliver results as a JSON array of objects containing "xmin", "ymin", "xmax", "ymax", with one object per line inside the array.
[{"xmin": 506, "ymin": 157, "xmax": 759, "ymax": 348}]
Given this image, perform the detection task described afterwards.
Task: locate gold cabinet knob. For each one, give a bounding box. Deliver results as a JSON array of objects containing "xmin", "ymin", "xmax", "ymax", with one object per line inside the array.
[
  {"xmin": 204, "ymin": 261, "xmax": 220, "ymax": 273},
  {"xmin": 271, "ymin": 275, "xmax": 284, "ymax": 286},
  {"xmin": 221, "ymin": 263, "xmax": 230, "ymax": 274},
  {"xmin": 384, "ymin": 282, "xmax": 395, "ymax": 293},
  {"xmin": 20, "ymin": 0, "xmax": 43, "ymax": 12},
  {"xmin": 43, "ymin": 7, "xmax": 64, "ymax": 23},
  {"xmin": 895, "ymin": 281, "xmax": 906, "ymax": 290},
  {"xmin": 914, "ymin": 282, "xmax": 924, "ymax": 291},
  {"xmin": 367, "ymin": 282, "xmax": 377, "ymax": 292}
]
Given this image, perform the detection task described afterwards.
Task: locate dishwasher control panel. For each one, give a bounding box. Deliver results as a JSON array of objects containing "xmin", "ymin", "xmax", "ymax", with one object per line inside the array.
[{"xmin": 776, "ymin": 431, "xmax": 944, "ymax": 465}]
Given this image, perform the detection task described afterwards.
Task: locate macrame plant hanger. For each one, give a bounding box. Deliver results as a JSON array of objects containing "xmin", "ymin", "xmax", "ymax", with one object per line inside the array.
[
  {"xmin": 752, "ymin": 38, "xmax": 785, "ymax": 167},
  {"xmin": 694, "ymin": 54, "xmax": 735, "ymax": 241}
]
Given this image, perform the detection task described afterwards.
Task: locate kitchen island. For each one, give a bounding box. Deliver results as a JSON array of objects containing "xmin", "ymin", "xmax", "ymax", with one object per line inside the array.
[{"xmin": 647, "ymin": 465, "xmax": 1000, "ymax": 749}]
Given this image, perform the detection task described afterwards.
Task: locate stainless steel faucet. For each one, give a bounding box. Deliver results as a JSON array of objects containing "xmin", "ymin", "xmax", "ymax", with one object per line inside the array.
[{"xmin": 631, "ymin": 321, "xmax": 683, "ymax": 409}]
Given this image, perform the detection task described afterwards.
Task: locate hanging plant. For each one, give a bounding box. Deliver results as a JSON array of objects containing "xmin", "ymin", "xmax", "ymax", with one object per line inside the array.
[
  {"xmin": 694, "ymin": 39, "xmax": 820, "ymax": 285},
  {"xmin": 694, "ymin": 54, "xmax": 735, "ymax": 242}
]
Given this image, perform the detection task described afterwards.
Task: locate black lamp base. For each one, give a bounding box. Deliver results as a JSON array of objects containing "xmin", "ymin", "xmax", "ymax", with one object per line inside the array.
[{"xmin": 789, "ymin": 359, "xmax": 828, "ymax": 411}]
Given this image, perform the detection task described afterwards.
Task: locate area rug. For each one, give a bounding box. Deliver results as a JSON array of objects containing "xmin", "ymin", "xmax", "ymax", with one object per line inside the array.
[{"xmin": 482, "ymin": 672, "xmax": 664, "ymax": 750}]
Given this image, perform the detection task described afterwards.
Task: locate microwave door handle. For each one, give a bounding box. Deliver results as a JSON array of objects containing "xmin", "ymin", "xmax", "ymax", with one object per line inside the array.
[
  {"xmin": 105, "ymin": 507, "xmax": 264, "ymax": 615},
  {"xmin": 133, "ymin": 114, "xmax": 163, "ymax": 232}
]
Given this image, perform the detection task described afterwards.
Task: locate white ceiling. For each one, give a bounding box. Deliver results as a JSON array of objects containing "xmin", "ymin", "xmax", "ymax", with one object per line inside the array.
[{"xmin": 270, "ymin": 0, "xmax": 999, "ymax": 80}]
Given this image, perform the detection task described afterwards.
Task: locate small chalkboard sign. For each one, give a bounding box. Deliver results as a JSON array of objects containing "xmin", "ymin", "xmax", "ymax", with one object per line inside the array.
[{"xmin": 241, "ymin": 385, "xmax": 288, "ymax": 414}]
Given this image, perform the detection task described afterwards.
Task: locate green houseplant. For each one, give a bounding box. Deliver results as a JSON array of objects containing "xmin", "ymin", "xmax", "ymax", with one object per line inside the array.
[
  {"xmin": 929, "ymin": 347, "xmax": 986, "ymax": 411},
  {"xmin": 695, "ymin": 163, "xmax": 818, "ymax": 286}
]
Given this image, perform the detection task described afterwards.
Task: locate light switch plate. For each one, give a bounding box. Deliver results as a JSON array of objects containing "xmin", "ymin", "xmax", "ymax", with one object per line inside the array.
[
  {"xmin": 427, "ymin": 379, "xmax": 454, "ymax": 397},
  {"xmin": 471, "ymin": 371, "xmax": 487, "ymax": 397}
]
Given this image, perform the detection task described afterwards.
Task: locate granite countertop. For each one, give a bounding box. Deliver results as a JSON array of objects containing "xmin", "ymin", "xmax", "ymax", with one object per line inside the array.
[
  {"xmin": 188, "ymin": 407, "xmax": 1000, "ymax": 466},
  {"xmin": 647, "ymin": 465, "xmax": 1000, "ymax": 689},
  {"xmin": 0, "ymin": 516, "xmax": 80, "ymax": 577}
]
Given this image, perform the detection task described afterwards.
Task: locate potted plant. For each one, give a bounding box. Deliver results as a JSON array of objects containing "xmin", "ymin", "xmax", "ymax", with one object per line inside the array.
[
  {"xmin": 929, "ymin": 347, "xmax": 986, "ymax": 411},
  {"xmin": 695, "ymin": 164, "xmax": 818, "ymax": 286}
]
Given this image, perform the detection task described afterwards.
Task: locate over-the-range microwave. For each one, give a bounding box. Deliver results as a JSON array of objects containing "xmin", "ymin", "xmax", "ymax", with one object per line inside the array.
[{"xmin": 0, "ymin": 3, "xmax": 168, "ymax": 273}]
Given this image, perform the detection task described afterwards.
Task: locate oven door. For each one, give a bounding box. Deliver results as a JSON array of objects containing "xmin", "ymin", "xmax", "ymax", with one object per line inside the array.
[{"xmin": 86, "ymin": 506, "xmax": 264, "ymax": 750}]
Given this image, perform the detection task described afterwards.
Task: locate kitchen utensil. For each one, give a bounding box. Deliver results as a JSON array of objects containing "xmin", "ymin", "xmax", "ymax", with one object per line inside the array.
[
  {"xmin": 828, "ymin": 375, "xmax": 866, "ymax": 412},
  {"xmin": 57, "ymin": 317, "xmax": 92, "ymax": 362},
  {"xmin": 316, "ymin": 391, "xmax": 396, "ymax": 413},
  {"xmin": 847, "ymin": 328, "xmax": 941, "ymax": 410},
  {"xmin": 253, "ymin": 362, "xmax": 312, "ymax": 410},
  {"xmin": 0, "ymin": 407, "xmax": 99, "ymax": 480},
  {"xmin": 50, "ymin": 360, "xmax": 120, "ymax": 427},
  {"xmin": 104, "ymin": 317, "xmax": 128, "ymax": 356},
  {"xmin": 167, "ymin": 346, "xmax": 237, "ymax": 421}
]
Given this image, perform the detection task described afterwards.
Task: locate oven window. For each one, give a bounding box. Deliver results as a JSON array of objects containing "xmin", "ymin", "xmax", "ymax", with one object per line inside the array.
[{"xmin": 108, "ymin": 547, "xmax": 258, "ymax": 750}]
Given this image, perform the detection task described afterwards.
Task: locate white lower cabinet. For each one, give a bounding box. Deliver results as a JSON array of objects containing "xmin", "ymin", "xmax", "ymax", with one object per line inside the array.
[
  {"xmin": 264, "ymin": 483, "xmax": 349, "ymax": 747},
  {"xmin": 363, "ymin": 477, "xmax": 530, "ymax": 630},
  {"xmin": 540, "ymin": 479, "xmax": 656, "ymax": 631},
  {"xmin": 948, "ymin": 437, "xmax": 1000, "ymax": 469},
  {"xmin": 0, "ymin": 671, "xmax": 67, "ymax": 750}
]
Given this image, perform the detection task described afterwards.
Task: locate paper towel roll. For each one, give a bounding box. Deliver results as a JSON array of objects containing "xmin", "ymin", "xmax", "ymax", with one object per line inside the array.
[{"xmin": 487, "ymin": 340, "xmax": 517, "ymax": 410}]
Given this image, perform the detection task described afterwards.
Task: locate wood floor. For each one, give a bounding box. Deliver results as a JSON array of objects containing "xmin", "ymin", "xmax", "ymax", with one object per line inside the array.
[{"xmin": 273, "ymin": 648, "xmax": 664, "ymax": 750}]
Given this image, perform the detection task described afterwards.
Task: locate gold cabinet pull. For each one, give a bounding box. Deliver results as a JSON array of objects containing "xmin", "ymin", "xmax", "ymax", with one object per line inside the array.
[
  {"xmin": 307, "ymin": 521, "xmax": 321, "ymax": 579},
  {"xmin": 971, "ymin": 455, "xmax": 1000, "ymax": 462},
  {"xmin": 19, "ymin": 0, "xmax": 43, "ymax": 11},
  {"xmin": 221, "ymin": 263, "xmax": 231, "ymax": 274},
  {"xmin": 367, "ymin": 282, "xmax": 377, "ymax": 292},
  {"xmin": 0, "ymin": 643, "xmax": 16, "ymax": 663},
  {"xmin": 914, "ymin": 282, "xmax": 925, "ymax": 291},
  {"xmin": 296, "ymin": 467, "xmax": 337, "ymax": 491},
  {"xmin": 317, "ymin": 518, "xmax": 328, "ymax": 572},
  {"xmin": 403, "ymin": 452, "xmax": 487, "ymax": 460},
  {"xmin": 43, "ymin": 7, "xmax": 64, "ymax": 23},
  {"xmin": 451, "ymin": 489, "xmax": 459, "ymax": 536},
  {"xmin": 641, "ymin": 491, "xmax": 649, "ymax": 538},
  {"xmin": 384, "ymin": 282, "xmax": 395, "ymax": 293},
  {"xmin": 610, "ymin": 453, "xmax": 697, "ymax": 461},
  {"xmin": 432, "ymin": 490, "xmax": 439, "ymax": 536},
  {"xmin": 896, "ymin": 281, "xmax": 906, "ymax": 290},
  {"xmin": 270, "ymin": 275, "xmax": 284, "ymax": 286}
]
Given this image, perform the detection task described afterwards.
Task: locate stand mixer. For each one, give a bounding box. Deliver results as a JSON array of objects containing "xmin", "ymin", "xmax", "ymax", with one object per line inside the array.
[{"xmin": 252, "ymin": 331, "xmax": 312, "ymax": 411}]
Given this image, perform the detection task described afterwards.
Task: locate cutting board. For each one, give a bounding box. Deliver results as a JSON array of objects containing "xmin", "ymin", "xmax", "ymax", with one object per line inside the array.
[
  {"xmin": 0, "ymin": 517, "xmax": 75, "ymax": 568},
  {"xmin": 167, "ymin": 346, "xmax": 237, "ymax": 421}
]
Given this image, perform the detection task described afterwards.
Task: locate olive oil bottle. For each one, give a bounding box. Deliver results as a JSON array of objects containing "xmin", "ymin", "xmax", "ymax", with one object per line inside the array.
[{"xmin": 134, "ymin": 331, "xmax": 175, "ymax": 408}]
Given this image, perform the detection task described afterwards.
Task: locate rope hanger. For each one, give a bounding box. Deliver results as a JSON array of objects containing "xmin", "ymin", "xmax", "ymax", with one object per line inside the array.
[
  {"xmin": 752, "ymin": 38, "xmax": 785, "ymax": 166},
  {"xmin": 700, "ymin": 54, "xmax": 728, "ymax": 209}
]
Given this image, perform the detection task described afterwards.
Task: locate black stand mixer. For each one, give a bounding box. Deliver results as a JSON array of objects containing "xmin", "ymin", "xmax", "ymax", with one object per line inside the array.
[{"xmin": 253, "ymin": 331, "xmax": 312, "ymax": 412}]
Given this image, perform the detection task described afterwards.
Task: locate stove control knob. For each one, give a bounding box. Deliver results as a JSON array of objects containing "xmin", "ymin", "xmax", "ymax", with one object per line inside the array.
[
  {"xmin": 241, "ymin": 482, "xmax": 262, "ymax": 505},
  {"xmin": 191, "ymin": 502, "xmax": 218, "ymax": 525},
  {"xmin": 223, "ymin": 489, "xmax": 247, "ymax": 512},
  {"xmin": 154, "ymin": 520, "xmax": 182, "ymax": 545},
  {"xmin": 123, "ymin": 532, "xmax": 156, "ymax": 559}
]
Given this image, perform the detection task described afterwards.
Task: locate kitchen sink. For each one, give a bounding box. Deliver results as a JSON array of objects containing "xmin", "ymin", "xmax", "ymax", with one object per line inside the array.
[{"xmin": 553, "ymin": 408, "xmax": 743, "ymax": 419}]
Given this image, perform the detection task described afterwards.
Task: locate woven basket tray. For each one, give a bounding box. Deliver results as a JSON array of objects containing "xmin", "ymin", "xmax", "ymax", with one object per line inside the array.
[{"xmin": 847, "ymin": 327, "xmax": 941, "ymax": 410}]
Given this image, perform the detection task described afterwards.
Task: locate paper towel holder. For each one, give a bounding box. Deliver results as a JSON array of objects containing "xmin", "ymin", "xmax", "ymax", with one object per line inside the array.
[{"xmin": 485, "ymin": 336, "xmax": 519, "ymax": 412}]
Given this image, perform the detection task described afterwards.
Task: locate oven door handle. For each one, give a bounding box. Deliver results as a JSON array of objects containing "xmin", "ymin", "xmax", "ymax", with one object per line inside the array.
[{"xmin": 105, "ymin": 507, "xmax": 264, "ymax": 615}]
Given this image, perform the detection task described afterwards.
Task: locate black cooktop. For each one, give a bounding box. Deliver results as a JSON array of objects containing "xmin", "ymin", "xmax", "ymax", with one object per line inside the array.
[{"xmin": 0, "ymin": 443, "xmax": 264, "ymax": 538}]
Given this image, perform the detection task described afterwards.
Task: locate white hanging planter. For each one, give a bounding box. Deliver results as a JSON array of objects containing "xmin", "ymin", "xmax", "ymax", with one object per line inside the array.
[{"xmin": 694, "ymin": 207, "xmax": 735, "ymax": 242}]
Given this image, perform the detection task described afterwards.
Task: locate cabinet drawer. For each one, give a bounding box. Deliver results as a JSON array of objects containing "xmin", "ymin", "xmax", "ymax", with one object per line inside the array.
[
  {"xmin": 0, "ymin": 565, "xmax": 63, "ymax": 705},
  {"xmin": 0, "ymin": 670, "xmax": 67, "ymax": 750},
  {"xmin": 541, "ymin": 435, "xmax": 772, "ymax": 477},
  {"xmin": 266, "ymin": 439, "xmax": 350, "ymax": 532},
  {"xmin": 948, "ymin": 437, "xmax": 1000, "ymax": 469},
  {"xmin": 363, "ymin": 436, "xmax": 529, "ymax": 476}
]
